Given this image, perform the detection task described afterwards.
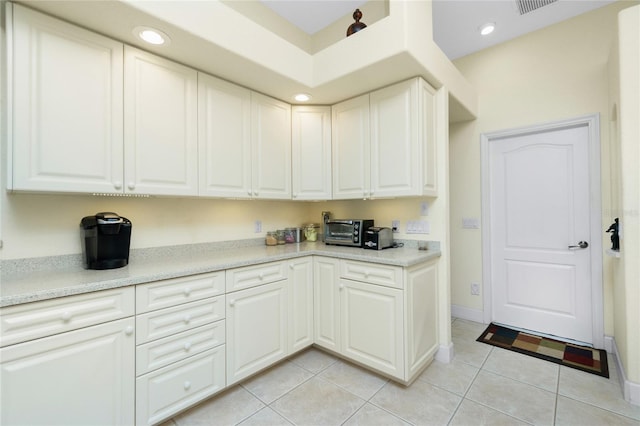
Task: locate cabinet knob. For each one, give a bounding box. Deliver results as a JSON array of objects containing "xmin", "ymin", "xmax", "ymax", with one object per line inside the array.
[
  {"xmin": 184, "ymin": 342, "xmax": 192, "ymax": 351},
  {"xmin": 114, "ymin": 181, "xmax": 122, "ymax": 190},
  {"xmin": 248, "ymin": 190, "xmax": 252, "ymax": 196},
  {"xmin": 259, "ymin": 273, "xmax": 264, "ymax": 280},
  {"xmin": 183, "ymin": 287, "xmax": 191, "ymax": 297},
  {"xmin": 183, "ymin": 314, "xmax": 191, "ymax": 324},
  {"xmin": 127, "ymin": 182, "xmax": 135, "ymax": 190},
  {"xmin": 289, "ymin": 264, "xmax": 294, "ymax": 269},
  {"xmin": 364, "ymin": 272, "xmax": 369, "ymax": 279},
  {"xmin": 292, "ymin": 193, "xmax": 297, "ymax": 198},
  {"xmin": 254, "ymin": 191, "xmax": 259, "ymax": 196},
  {"xmin": 229, "ymin": 299, "xmax": 236, "ymax": 307},
  {"xmin": 61, "ymin": 311, "xmax": 72, "ymax": 322},
  {"xmin": 183, "ymin": 381, "xmax": 191, "ymax": 390},
  {"xmin": 124, "ymin": 326, "xmax": 134, "ymax": 336},
  {"xmin": 339, "ymin": 283, "xmax": 344, "ymax": 290}
]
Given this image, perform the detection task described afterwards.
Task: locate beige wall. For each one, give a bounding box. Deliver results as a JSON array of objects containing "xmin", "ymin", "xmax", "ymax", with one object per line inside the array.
[{"xmin": 449, "ymin": 0, "xmax": 639, "ymax": 383}]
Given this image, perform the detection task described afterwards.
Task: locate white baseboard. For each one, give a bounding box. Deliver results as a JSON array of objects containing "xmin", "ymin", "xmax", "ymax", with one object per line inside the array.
[
  {"xmin": 610, "ymin": 336, "xmax": 640, "ymax": 407},
  {"xmin": 435, "ymin": 342, "xmax": 454, "ymax": 363},
  {"xmin": 451, "ymin": 304, "xmax": 485, "ymax": 323}
]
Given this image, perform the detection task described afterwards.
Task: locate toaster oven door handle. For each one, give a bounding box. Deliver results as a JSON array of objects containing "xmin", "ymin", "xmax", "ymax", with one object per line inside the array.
[{"xmin": 327, "ymin": 220, "xmax": 354, "ymax": 225}]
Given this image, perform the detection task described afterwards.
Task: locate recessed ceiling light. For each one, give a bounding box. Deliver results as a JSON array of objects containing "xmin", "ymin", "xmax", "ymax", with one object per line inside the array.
[
  {"xmin": 133, "ymin": 26, "xmax": 171, "ymax": 46},
  {"xmin": 294, "ymin": 93, "xmax": 312, "ymax": 102},
  {"xmin": 479, "ymin": 23, "xmax": 496, "ymax": 36}
]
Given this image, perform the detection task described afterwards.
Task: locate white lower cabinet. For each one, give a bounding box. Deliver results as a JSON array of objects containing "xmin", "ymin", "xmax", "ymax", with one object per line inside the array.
[
  {"xmin": 0, "ymin": 317, "xmax": 135, "ymax": 426},
  {"xmin": 313, "ymin": 257, "xmax": 438, "ymax": 383},
  {"xmin": 288, "ymin": 257, "xmax": 314, "ymax": 352},
  {"xmin": 225, "ymin": 280, "xmax": 288, "ymax": 385},
  {"xmin": 135, "ymin": 345, "xmax": 225, "ymax": 426},
  {"xmin": 135, "ymin": 276, "xmax": 226, "ymax": 426},
  {"xmin": 340, "ymin": 278, "xmax": 403, "ymax": 378}
]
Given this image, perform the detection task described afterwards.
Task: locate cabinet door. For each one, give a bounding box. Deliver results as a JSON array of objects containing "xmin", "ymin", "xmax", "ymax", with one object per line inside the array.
[
  {"xmin": 226, "ymin": 281, "xmax": 288, "ymax": 385},
  {"xmin": 124, "ymin": 46, "xmax": 198, "ymax": 196},
  {"xmin": 198, "ymin": 73, "xmax": 252, "ymax": 197},
  {"xmin": 340, "ymin": 279, "xmax": 403, "ymax": 379},
  {"xmin": 288, "ymin": 258, "xmax": 314, "ymax": 353},
  {"xmin": 291, "ymin": 106, "xmax": 332, "ymax": 200},
  {"xmin": 313, "ymin": 257, "xmax": 341, "ymax": 352},
  {"xmin": 370, "ymin": 79, "xmax": 420, "ymax": 197},
  {"xmin": 10, "ymin": 4, "xmax": 124, "ymax": 194},
  {"xmin": 331, "ymin": 94, "xmax": 370, "ymax": 199},
  {"xmin": 0, "ymin": 318, "xmax": 135, "ymax": 426},
  {"xmin": 251, "ymin": 93, "xmax": 291, "ymax": 199}
]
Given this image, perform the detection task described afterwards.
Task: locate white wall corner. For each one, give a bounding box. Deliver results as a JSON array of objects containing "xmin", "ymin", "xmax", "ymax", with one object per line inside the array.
[
  {"xmin": 435, "ymin": 342, "xmax": 455, "ymax": 363},
  {"xmin": 451, "ymin": 304, "xmax": 485, "ymax": 324},
  {"xmin": 610, "ymin": 336, "xmax": 640, "ymax": 406}
]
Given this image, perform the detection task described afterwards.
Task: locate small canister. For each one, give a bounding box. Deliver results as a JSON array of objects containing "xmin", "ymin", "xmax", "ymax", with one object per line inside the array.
[
  {"xmin": 285, "ymin": 227, "xmax": 304, "ymax": 243},
  {"xmin": 265, "ymin": 231, "xmax": 278, "ymax": 246},
  {"xmin": 304, "ymin": 223, "xmax": 320, "ymax": 242},
  {"xmin": 276, "ymin": 230, "xmax": 286, "ymax": 245}
]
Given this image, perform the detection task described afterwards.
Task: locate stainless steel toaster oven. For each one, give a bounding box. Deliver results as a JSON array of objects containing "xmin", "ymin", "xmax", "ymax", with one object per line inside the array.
[{"xmin": 324, "ymin": 219, "xmax": 374, "ymax": 247}]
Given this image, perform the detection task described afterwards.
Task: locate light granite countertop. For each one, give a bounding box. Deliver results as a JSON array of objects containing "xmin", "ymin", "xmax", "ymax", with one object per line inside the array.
[{"xmin": 1, "ymin": 240, "xmax": 440, "ymax": 308}]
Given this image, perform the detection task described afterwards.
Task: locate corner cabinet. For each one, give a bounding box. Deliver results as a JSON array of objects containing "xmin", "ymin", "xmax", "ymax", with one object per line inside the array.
[
  {"xmin": 9, "ymin": 4, "xmax": 124, "ymax": 194},
  {"xmin": 291, "ymin": 106, "xmax": 332, "ymax": 200},
  {"xmin": 124, "ymin": 46, "xmax": 199, "ymax": 196},
  {"xmin": 332, "ymin": 78, "xmax": 438, "ymax": 199},
  {"xmin": 313, "ymin": 257, "xmax": 439, "ymax": 384}
]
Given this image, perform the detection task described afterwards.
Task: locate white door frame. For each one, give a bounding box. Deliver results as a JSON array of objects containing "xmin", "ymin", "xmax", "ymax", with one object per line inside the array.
[{"xmin": 480, "ymin": 114, "xmax": 604, "ymax": 349}]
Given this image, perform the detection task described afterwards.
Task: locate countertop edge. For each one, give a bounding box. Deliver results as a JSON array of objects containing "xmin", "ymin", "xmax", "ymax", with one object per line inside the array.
[{"xmin": 1, "ymin": 244, "xmax": 441, "ymax": 308}]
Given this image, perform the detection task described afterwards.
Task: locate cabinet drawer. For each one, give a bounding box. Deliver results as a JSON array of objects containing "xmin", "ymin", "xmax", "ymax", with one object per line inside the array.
[
  {"xmin": 136, "ymin": 297, "xmax": 224, "ymax": 345},
  {"xmin": 136, "ymin": 345, "xmax": 225, "ymax": 426},
  {"xmin": 136, "ymin": 272, "xmax": 225, "ymax": 314},
  {"xmin": 340, "ymin": 260, "xmax": 402, "ymax": 289},
  {"xmin": 226, "ymin": 261, "xmax": 287, "ymax": 292},
  {"xmin": 0, "ymin": 287, "xmax": 134, "ymax": 347},
  {"xmin": 136, "ymin": 321, "xmax": 225, "ymax": 376}
]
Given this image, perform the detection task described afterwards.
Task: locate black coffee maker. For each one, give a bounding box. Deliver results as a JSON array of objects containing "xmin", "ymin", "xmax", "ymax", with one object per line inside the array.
[{"xmin": 80, "ymin": 212, "xmax": 132, "ymax": 270}]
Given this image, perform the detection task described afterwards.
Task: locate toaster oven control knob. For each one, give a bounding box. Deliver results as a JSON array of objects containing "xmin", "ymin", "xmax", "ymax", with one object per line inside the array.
[{"xmin": 61, "ymin": 311, "xmax": 72, "ymax": 322}]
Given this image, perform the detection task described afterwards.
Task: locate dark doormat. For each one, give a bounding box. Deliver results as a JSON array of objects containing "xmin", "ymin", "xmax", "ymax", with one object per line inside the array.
[{"xmin": 477, "ymin": 323, "xmax": 609, "ymax": 378}]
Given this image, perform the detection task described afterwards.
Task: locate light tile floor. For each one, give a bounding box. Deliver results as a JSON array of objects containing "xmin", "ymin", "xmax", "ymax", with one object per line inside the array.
[{"xmin": 162, "ymin": 318, "xmax": 640, "ymax": 425}]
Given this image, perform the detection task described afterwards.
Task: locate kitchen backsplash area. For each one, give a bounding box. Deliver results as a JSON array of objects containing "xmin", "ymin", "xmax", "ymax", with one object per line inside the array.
[{"xmin": 0, "ymin": 192, "xmax": 442, "ymax": 260}]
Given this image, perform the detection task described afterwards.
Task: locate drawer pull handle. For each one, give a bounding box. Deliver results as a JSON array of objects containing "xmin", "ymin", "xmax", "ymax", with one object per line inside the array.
[
  {"xmin": 183, "ymin": 314, "xmax": 191, "ymax": 324},
  {"xmin": 61, "ymin": 311, "xmax": 72, "ymax": 322},
  {"xmin": 184, "ymin": 381, "xmax": 191, "ymax": 390},
  {"xmin": 184, "ymin": 342, "xmax": 192, "ymax": 351},
  {"xmin": 124, "ymin": 326, "xmax": 134, "ymax": 336},
  {"xmin": 184, "ymin": 287, "xmax": 191, "ymax": 297}
]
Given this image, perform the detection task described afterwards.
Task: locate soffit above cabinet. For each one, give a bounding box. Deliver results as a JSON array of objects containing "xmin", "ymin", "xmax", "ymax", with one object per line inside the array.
[{"xmin": 12, "ymin": 0, "xmax": 478, "ymax": 122}]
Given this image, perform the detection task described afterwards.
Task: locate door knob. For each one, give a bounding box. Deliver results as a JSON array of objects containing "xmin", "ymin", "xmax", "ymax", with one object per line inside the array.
[{"xmin": 568, "ymin": 241, "xmax": 589, "ymax": 249}]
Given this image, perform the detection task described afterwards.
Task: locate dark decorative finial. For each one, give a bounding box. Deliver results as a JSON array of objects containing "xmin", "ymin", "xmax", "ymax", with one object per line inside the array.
[
  {"xmin": 606, "ymin": 218, "xmax": 620, "ymax": 251},
  {"xmin": 346, "ymin": 9, "xmax": 367, "ymax": 37}
]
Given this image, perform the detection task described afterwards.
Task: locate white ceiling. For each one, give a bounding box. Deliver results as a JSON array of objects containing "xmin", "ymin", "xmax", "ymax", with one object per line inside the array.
[{"xmin": 262, "ymin": 0, "xmax": 617, "ymax": 60}]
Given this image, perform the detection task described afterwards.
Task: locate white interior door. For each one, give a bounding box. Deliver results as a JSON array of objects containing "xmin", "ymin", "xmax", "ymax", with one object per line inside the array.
[{"xmin": 483, "ymin": 116, "xmax": 602, "ymax": 345}]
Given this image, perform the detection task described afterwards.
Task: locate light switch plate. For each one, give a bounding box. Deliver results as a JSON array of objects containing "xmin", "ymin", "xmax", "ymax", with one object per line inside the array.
[
  {"xmin": 406, "ymin": 220, "xmax": 430, "ymax": 234},
  {"xmin": 462, "ymin": 217, "xmax": 480, "ymax": 229}
]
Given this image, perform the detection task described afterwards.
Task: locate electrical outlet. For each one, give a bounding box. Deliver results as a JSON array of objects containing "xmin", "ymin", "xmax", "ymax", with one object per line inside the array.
[
  {"xmin": 420, "ymin": 202, "xmax": 429, "ymax": 216},
  {"xmin": 471, "ymin": 282, "xmax": 480, "ymax": 295},
  {"xmin": 391, "ymin": 220, "xmax": 400, "ymax": 233},
  {"xmin": 254, "ymin": 220, "xmax": 262, "ymax": 233}
]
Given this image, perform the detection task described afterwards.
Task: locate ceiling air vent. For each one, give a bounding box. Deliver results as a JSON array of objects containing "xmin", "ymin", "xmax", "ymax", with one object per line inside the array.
[{"xmin": 515, "ymin": 0, "xmax": 558, "ymax": 15}]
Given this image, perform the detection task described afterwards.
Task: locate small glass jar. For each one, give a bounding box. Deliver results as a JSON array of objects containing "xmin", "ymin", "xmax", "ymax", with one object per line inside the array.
[
  {"xmin": 276, "ymin": 230, "xmax": 286, "ymax": 245},
  {"xmin": 265, "ymin": 231, "xmax": 278, "ymax": 246},
  {"xmin": 284, "ymin": 228, "xmax": 296, "ymax": 244}
]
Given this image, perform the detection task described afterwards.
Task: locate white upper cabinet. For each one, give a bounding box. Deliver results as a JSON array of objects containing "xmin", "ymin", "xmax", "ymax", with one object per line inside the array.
[
  {"xmin": 198, "ymin": 79, "xmax": 291, "ymax": 199},
  {"xmin": 331, "ymin": 94, "xmax": 371, "ymax": 200},
  {"xmin": 332, "ymin": 78, "xmax": 438, "ymax": 199},
  {"xmin": 291, "ymin": 106, "xmax": 332, "ymax": 200},
  {"xmin": 251, "ymin": 92, "xmax": 292, "ymax": 199},
  {"xmin": 198, "ymin": 73, "xmax": 252, "ymax": 197},
  {"xmin": 9, "ymin": 4, "xmax": 124, "ymax": 194},
  {"xmin": 124, "ymin": 46, "xmax": 198, "ymax": 196}
]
